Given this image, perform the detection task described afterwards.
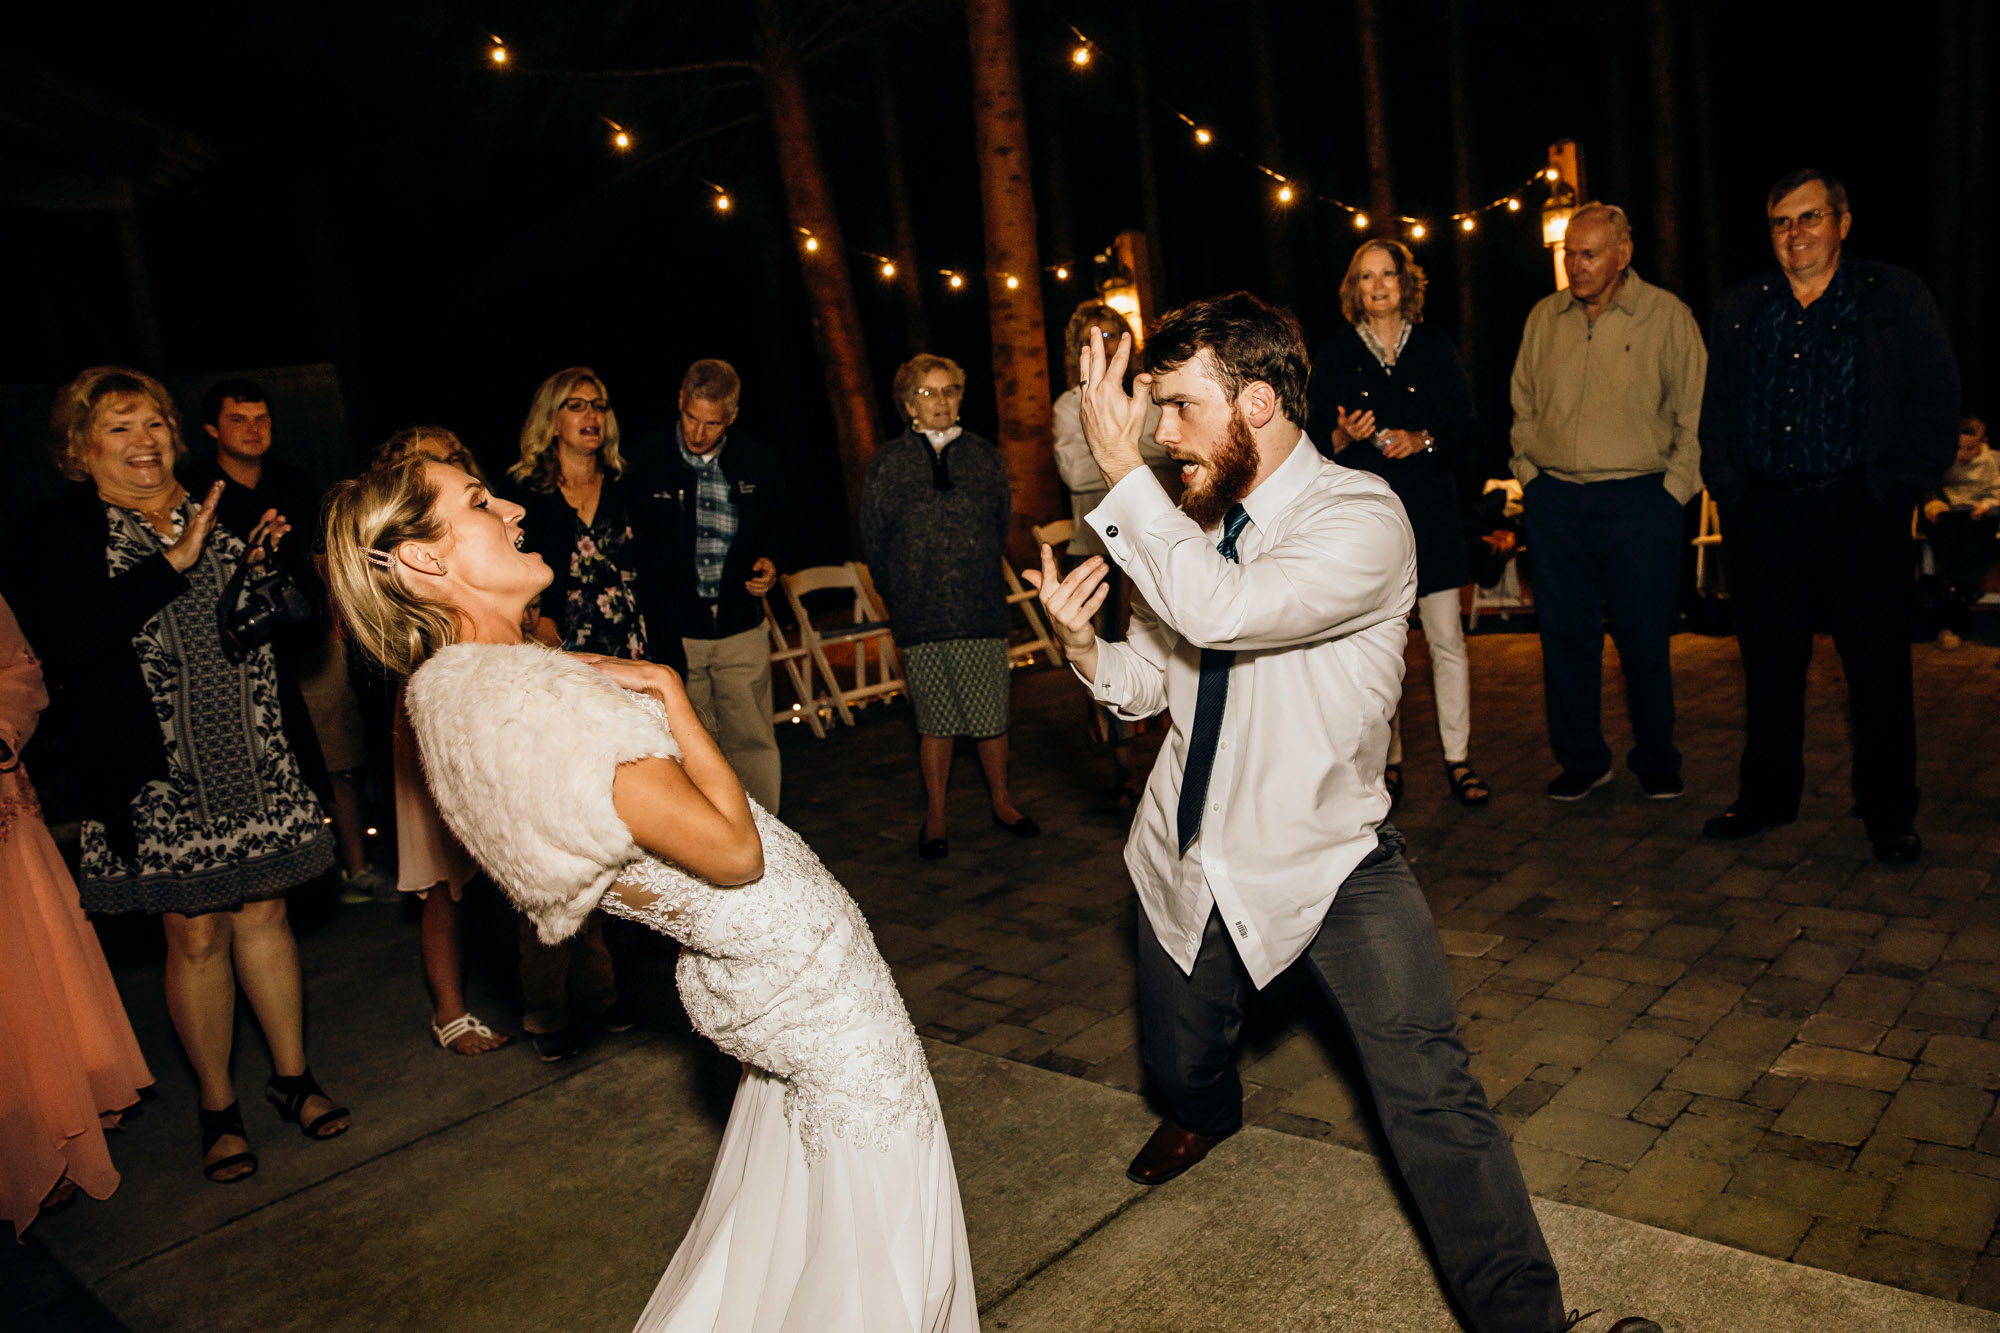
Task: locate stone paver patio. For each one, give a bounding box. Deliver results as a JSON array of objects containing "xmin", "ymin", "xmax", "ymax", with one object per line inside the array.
[{"xmin": 777, "ymin": 625, "xmax": 2000, "ymax": 1312}]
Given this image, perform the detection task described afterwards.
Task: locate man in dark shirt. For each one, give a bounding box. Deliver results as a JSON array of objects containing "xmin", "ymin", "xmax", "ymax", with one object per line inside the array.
[
  {"xmin": 1697, "ymin": 170, "xmax": 1960, "ymax": 864},
  {"xmin": 184, "ymin": 379, "xmax": 387, "ymax": 897}
]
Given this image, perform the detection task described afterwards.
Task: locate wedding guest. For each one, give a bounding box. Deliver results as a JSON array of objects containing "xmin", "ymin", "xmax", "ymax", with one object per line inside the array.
[
  {"xmin": 0, "ymin": 367, "xmax": 348, "ymax": 1184},
  {"xmin": 374, "ymin": 426, "xmax": 511, "ymax": 1056},
  {"xmin": 1698, "ymin": 170, "xmax": 1959, "ymax": 862},
  {"xmin": 1053, "ymin": 303, "xmax": 1172, "ymax": 808},
  {"xmin": 860, "ymin": 354, "xmax": 1036, "ymax": 859},
  {"xmin": 1509, "ymin": 203, "xmax": 1705, "ymax": 802},
  {"xmin": 506, "ymin": 368, "xmax": 676, "ymax": 1059},
  {"xmin": 185, "ymin": 379, "xmax": 387, "ymax": 902},
  {"xmin": 1312, "ymin": 239, "xmax": 1490, "ymax": 807},
  {"xmin": 0, "ymin": 591, "xmax": 153, "ymax": 1236},
  {"xmin": 1923, "ymin": 418, "xmax": 1997, "ymax": 649}
]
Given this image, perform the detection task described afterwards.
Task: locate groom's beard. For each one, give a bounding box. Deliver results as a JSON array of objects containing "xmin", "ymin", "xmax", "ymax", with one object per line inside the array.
[{"xmin": 1179, "ymin": 409, "xmax": 1260, "ymax": 530}]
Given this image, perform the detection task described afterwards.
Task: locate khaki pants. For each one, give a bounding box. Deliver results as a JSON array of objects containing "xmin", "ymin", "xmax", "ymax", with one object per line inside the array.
[
  {"xmin": 682, "ymin": 625, "xmax": 781, "ymax": 813},
  {"xmin": 517, "ymin": 914, "xmax": 617, "ymax": 1034}
]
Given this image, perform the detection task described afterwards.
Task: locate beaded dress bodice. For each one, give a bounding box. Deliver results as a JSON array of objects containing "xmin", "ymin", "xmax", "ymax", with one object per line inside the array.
[{"xmin": 598, "ymin": 700, "xmax": 934, "ymax": 1163}]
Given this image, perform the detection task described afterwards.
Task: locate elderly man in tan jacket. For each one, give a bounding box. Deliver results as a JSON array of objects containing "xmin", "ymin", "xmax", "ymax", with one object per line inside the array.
[{"xmin": 1510, "ymin": 203, "xmax": 1706, "ymax": 802}]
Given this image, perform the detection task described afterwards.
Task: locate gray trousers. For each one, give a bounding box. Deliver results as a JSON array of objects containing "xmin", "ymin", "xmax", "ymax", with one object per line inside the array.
[{"xmin": 1135, "ymin": 838, "xmax": 1565, "ymax": 1333}]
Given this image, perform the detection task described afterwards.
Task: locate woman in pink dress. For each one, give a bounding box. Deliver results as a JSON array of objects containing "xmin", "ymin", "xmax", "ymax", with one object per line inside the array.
[{"xmin": 0, "ymin": 591, "xmax": 153, "ymax": 1237}]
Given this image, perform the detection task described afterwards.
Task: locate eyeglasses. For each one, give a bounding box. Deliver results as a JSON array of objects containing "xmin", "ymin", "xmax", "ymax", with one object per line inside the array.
[
  {"xmin": 1768, "ymin": 208, "xmax": 1841, "ymax": 234},
  {"xmin": 913, "ymin": 385, "xmax": 963, "ymax": 399},
  {"xmin": 560, "ymin": 397, "xmax": 610, "ymax": 413}
]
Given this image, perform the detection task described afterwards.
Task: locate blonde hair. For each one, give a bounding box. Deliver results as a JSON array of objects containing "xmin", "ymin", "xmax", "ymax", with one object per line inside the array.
[
  {"xmin": 892, "ymin": 353, "xmax": 966, "ymax": 419},
  {"xmin": 377, "ymin": 423, "xmax": 489, "ymax": 485},
  {"xmin": 49, "ymin": 366, "xmax": 186, "ymax": 484},
  {"xmin": 1338, "ymin": 240, "xmax": 1427, "ymax": 327},
  {"xmin": 507, "ymin": 367, "xmax": 625, "ymax": 493},
  {"xmin": 680, "ymin": 359, "xmax": 742, "ymax": 412},
  {"xmin": 1062, "ymin": 303, "xmax": 1136, "ymax": 388},
  {"xmin": 322, "ymin": 456, "xmax": 461, "ymax": 677}
]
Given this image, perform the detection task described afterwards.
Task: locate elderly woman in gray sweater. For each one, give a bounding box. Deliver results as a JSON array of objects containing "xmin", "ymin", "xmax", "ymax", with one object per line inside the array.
[{"xmin": 860, "ymin": 354, "xmax": 1037, "ymax": 859}]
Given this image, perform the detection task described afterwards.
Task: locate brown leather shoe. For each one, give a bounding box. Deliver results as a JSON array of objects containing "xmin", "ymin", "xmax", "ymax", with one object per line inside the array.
[{"xmin": 1125, "ymin": 1120, "xmax": 1229, "ymax": 1185}]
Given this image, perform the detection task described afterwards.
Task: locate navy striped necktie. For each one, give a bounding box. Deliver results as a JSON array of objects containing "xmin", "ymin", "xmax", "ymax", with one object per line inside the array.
[{"xmin": 1177, "ymin": 504, "xmax": 1251, "ymax": 856}]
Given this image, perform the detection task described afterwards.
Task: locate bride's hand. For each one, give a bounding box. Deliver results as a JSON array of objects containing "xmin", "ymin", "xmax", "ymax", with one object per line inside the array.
[{"xmin": 572, "ymin": 653, "xmax": 687, "ymax": 704}]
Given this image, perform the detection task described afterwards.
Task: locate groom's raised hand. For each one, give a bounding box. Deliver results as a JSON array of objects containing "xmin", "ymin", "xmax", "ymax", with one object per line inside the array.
[
  {"xmin": 1021, "ymin": 543, "xmax": 1110, "ymax": 682},
  {"xmin": 1078, "ymin": 329, "xmax": 1151, "ymax": 489}
]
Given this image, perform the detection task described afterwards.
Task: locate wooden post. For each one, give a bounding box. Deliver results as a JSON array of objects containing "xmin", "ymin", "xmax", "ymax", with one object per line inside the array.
[
  {"xmin": 754, "ymin": 0, "xmax": 881, "ymax": 527},
  {"xmin": 966, "ymin": 0, "xmax": 1059, "ymax": 550},
  {"xmin": 1354, "ymin": 0, "xmax": 1397, "ymax": 238},
  {"xmin": 1547, "ymin": 140, "xmax": 1585, "ymax": 292}
]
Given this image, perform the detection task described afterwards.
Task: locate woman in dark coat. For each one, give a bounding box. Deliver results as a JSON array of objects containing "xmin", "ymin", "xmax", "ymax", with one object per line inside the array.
[
  {"xmin": 1310, "ymin": 239, "xmax": 1490, "ymax": 807},
  {"xmin": 860, "ymin": 354, "xmax": 1037, "ymax": 859},
  {"xmin": 1, "ymin": 367, "xmax": 346, "ymax": 1185}
]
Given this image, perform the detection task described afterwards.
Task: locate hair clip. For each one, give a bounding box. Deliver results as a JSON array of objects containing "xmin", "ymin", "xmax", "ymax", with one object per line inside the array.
[{"xmin": 356, "ymin": 545, "xmax": 395, "ymax": 569}]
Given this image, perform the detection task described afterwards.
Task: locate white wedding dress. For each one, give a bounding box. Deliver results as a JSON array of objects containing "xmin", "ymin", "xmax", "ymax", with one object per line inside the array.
[{"xmin": 404, "ymin": 644, "xmax": 976, "ymax": 1333}]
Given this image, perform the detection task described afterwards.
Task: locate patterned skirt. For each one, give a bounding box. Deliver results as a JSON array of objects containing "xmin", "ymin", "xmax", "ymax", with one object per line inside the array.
[{"xmin": 902, "ymin": 637, "xmax": 1010, "ymax": 739}]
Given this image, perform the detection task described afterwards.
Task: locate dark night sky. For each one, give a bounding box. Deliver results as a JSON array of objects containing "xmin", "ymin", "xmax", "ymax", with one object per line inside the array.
[{"xmin": 3, "ymin": 0, "xmax": 1992, "ymax": 559}]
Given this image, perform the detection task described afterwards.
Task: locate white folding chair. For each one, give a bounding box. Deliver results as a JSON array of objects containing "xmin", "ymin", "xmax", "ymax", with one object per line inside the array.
[
  {"xmin": 1693, "ymin": 488, "xmax": 1723, "ymax": 594},
  {"xmin": 761, "ymin": 595, "xmax": 827, "ymax": 739},
  {"xmin": 1467, "ymin": 480, "xmax": 1532, "ymax": 629},
  {"xmin": 782, "ymin": 563, "xmax": 904, "ymax": 727},
  {"xmin": 1004, "ymin": 544, "xmax": 1064, "ymax": 667},
  {"xmin": 1030, "ymin": 518, "xmax": 1075, "ymax": 550}
]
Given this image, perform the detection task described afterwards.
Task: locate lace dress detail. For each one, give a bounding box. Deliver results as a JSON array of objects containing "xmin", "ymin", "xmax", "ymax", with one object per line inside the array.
[{"xmin": 598, "ymin": 697, "xmax": 935, "ymax": 1164}]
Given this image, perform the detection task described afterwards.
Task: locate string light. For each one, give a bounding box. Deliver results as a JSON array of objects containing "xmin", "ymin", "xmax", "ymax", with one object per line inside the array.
[
  {"xmin": 1194, "ymin": 127, "xmax": 1212, "ymax": 145},
  {"xmin": 1276, "ymin": 184, "xmax": 1294, "ymax": 204},
  {"xmin": 1410, "ymin": 222, "xmax": 1428, "ymax": 240},
  {"xmin": 1071, "ymin": 44, "xmax": 1092, "ymax": 66},
  {"xmin": 488, "ymin": 37, "xmax": 509, "ymax": 66},
  {"xmin": 1005, "ymin": 274, "xmax": 1021, "ymax": 289},
  {"xmin": 714, "ymin": 192, "xmax": 732, "ymax": 212},
  {"xmin": 1353, "ymin": 213, "xmax": 1370, "ymax": 230},
  {"xmin": 803, "ymin": 235, "xmax": 819, "ymax": 252},
  {"xmin": 1545, "ymin": 167, "xmax": 1560, "ymax": 181},
  {"xmin": 604, "ymin": 119, "xmax": 631, "ymax": 152},
  {"xmin": 1507, "ymin": 198, "xmax": 1522, "ymax": 212},
  {"xmin": 1055, "ymin": 266, "xmax": 1069, "ymax": 280},
  {"xmin": 880, "ymin": 260, "xmax": 897, "ymax": 278},
  {"xmin": 1460, "ymin": 217, "xmax": 1476, "ymax": 232},
  {"xmin": 948, "ymin": 272, "xmax": 965, "ymax": 289}
]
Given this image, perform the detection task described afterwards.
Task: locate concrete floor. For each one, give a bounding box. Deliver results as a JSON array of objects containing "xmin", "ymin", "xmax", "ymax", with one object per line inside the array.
[{"xmin": 11, "ymin": 623, "xmax": 2000, "ymax": 1330}]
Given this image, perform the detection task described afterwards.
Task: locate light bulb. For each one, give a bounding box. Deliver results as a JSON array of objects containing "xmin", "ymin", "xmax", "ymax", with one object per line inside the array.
[
  {"xmin": 1072, "ymin": 45, "xmax": 1091, "ymax": 66},
  {"xmin": 1194, "ymin": 128, "xmax": 1212, "ymax": 145},
  {"xmin": 1507, "ymin": 198, "xmax": 1521, "ymax": 212},
  {"xmin": 1460, "ymin": 217, "xmax": 1475, "ymax": 232},
  {"xmin": 949, "ymin": 273, "xmax": 964, "ymax": 289},
  {"xmin": 715, "ymin": 194, "xmax": 732, "ymax": 212},
  {"xmin": 613, "ymin": 130, "xmax": 630, "ymax": 150},
  {"xmin": 1006, "ymin": 274, "xmax": 1021, "ymax": 289},
  {"xmin": 490, "ymin": 45, "xmax": 508, "ymax": 66},
  {"xmin": 1277, "ymin": 185, "xmax": 1294, "ymax": 204},
  {"xmin": 1545, "ymin": 167, "xmax": 1559, "ymax": 181},
  {"xmin": 804, "ymin": 236, "xmax": 819, "ymax": 252},
  {"xmin": 1353, "ymin": 213, "xmax": 1369, "ymax": 230},
  {"xmin": 881, "ymin": 261, "xmax": 896, "ymax": 278},
  {"xmin": 1055, "ymin": 266, "xmax": 1069, "ymax": 280},
  {"xmin": 1410, "ymin": 223, "xmax": 1427, "ymax": 239}
]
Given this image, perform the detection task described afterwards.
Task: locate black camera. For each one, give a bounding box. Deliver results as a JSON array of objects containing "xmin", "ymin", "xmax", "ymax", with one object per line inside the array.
[{"xmin": 217, "ymin": 554, "xmax": 314, "ymax": 663}]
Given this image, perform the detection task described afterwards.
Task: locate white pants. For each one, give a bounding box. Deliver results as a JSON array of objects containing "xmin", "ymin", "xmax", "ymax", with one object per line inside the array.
[
  {"xmin": 1388, "ymin": 588, "xmax": 1471, "ymax": 767},
  {"xmin": 683, "ymin": 627, "xmax": 782, "ymax": 813}
]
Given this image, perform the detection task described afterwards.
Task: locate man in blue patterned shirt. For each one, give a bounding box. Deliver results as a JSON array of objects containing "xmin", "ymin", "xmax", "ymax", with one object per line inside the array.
[
  {"xmin": 1698, "ymin": 169, "xmax": 1960, "ymax": 864},
  {"xmin": 633, "ymin": 360, "xmax": 787, "ymax": 812}
]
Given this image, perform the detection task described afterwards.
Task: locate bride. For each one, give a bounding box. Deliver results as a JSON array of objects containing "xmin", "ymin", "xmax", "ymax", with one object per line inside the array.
[{"xmin": 322, "ymin": 454, "xmax": 976, "ymax": 1332}]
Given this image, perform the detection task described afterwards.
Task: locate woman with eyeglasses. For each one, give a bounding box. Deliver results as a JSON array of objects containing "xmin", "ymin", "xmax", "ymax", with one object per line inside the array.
[
  {"xmin": 506, "ymin": 369, "xmax": 687, "ymax": 1060},
  {"xmin": 860, "ymin": 354, "xmax": 1036, "ymax": 859}
]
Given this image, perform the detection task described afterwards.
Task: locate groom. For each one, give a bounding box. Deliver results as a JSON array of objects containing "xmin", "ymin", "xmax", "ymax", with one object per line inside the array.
[{"xmin": 1029, "ymin": 293, "xmax": 1656, "ymax": 1333}]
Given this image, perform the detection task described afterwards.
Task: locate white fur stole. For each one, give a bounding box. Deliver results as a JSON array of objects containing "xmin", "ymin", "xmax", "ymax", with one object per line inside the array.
[{"xmin": 405, "ymin": 643, "xmax": 680, "ymax": 943}]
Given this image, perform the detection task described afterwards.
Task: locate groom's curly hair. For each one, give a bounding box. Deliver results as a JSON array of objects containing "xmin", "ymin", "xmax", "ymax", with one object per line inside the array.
[{"xmin": 1141, "ymin": 291, "xmax": 1310, "ymax": 426}]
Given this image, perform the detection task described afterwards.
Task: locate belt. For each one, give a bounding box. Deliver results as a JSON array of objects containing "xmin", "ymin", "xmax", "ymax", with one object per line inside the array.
[{"xmin": 1747, "ymin": 467, "xmax": 1864, "ymax": 497}]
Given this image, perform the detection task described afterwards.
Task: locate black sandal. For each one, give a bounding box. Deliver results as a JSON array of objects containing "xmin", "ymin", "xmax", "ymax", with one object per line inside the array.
[
  {"xmin": 1447, "ymin": 761, "xmax": 1491, "ymax": 808},
  {"xmin": 266, "ymin": 1068, "xmax": 350, "ymax": 1140},
  {"xmin": 1385, "ymin": 764, "xmax": 1404, "ymax": 809},
  {"xmin": 198, "ymin": 1102, "xmax": 259, "ymax": 1183}
]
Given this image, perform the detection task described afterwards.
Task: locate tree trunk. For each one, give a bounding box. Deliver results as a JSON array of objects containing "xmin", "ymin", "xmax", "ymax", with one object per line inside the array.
[
  {"xmin": 1128, "ymin": 1, "xmax": 1165, "ymax": 312},
  {"xmin": 1645, "ymin": 0, "xmax": 1683, "ymax": 292},
  {"xmin": 754, "ymin": 0, "xmax": 881, "ymax": 529},
  {"xmin": 1354, "ymin": 0, "xmax": 1396, "ymax": 237},
  {"xmin": 1248, "ymin": 0, "xmax": 1295, "ymax": 304},
  {"xmin": 1446, "ymin": 0, "xmax": 1477, "ymax": 384},
  {"xmin": 965, "ymin": 0, "xmax": 1058, "ymax": 549},
  {"xmin": 1688, "ymin": 0, "xmax": 1723, "ymax": 312},
  {"xmin": 874, "ymin": 41, "xmax": 929, "ymax": 358}
]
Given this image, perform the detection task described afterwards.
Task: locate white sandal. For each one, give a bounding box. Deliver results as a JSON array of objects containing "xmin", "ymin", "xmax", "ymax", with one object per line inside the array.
[{"xmin": 432, "ymin": 1013, "xmax": 510, "ymax": 1055}]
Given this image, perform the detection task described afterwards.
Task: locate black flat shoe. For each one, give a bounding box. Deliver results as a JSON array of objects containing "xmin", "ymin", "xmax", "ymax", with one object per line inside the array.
[
  {"xmin": 1870, "ymin": 828, "xmax": 1922, "ymax": 865},
  {"xmin": 918, "ymin": 830, "xmax": 948, "ymax": 860},
  {"xmin": 992, "ymin": 812, "xmax": 1041, "ymax": 838},
  {"xmin": 1701, "ymin": 804, "xmax": 1794, "ymax": 840},
  {"xmin": 266, "ymin": 1067, "xmax": 349, "ymax": 1140},
  {"xmin": 198, "ymin": 1102, "xmax": 258, "ymax": 1184}
]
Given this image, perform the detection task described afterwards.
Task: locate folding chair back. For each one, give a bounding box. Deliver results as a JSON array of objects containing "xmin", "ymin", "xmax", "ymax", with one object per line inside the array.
[
  {"xmin": 781, "ymin": 563, "xmax": 904, "ymax": 726},
  {"xmin": 762, "ymin": 595, "xmax": 827, "ymax": 738}
]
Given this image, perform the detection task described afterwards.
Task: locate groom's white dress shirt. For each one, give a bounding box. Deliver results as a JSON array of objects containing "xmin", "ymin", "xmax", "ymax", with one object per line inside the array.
[{"xmin": 1083, "ymin": 433, "xmax": 1417, "ymax": 988}]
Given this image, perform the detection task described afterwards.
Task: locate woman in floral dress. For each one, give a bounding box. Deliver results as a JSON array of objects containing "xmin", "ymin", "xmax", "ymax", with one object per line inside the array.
[{"xmin": 0, "ymin": 367, "xmax": 347, "ymax": 1184}]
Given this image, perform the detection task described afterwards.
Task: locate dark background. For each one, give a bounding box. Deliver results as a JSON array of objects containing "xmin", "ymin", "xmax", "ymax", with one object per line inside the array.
[{"xmin": 3, "ymin": 0, "xmax": 1992, "ymax": 564}]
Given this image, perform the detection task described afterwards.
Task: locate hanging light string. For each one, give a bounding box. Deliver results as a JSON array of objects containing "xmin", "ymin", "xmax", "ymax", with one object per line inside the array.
[
  {"xmin": 1064, "ymin": 21, "xmax": 1555, "ymax": 237},
  {"xmin": 482, "ymin": 26, "xmax": 1558, "ymax": 296}
]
